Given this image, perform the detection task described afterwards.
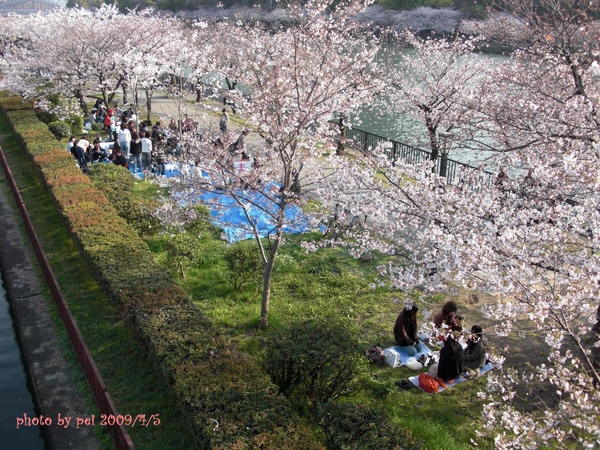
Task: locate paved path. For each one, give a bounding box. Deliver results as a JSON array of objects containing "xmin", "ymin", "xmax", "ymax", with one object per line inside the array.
[{"xmin": 142, "ymin": 93, "xmax": 265, "ymax": 150}]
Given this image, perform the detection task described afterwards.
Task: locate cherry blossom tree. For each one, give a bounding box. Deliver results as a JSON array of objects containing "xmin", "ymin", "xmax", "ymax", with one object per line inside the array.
[
  {"xmin": 172, "ymin": 0, "xmax": 381, "ymax": 329},
  {"xmin": 0, "ymin": 6, "xmax": 184, "ymax": 117},
  {"xmin": 314, "ymin": 2, "xmax": 600, "ymax": 447},
  {"xmin": 374, "ymin": 31, "xmax": 495, "ymax": 163},
  {"xmin": 111, "ymin": 9, "xmax": 183, "ymax": 123}
]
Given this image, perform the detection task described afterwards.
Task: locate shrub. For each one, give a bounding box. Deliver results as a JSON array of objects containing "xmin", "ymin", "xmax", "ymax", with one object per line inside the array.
[
  {"xmin": 23, "ymin": 140, "xmax": 63, "ymax": 157},
  {"xmin": 91, "ymin": 122, "xmax": 104, "ymax": 132},
  {"xmin": 48, "ymin": 121, "xmax": 73, "ymax": 139},
  {"xmin": 88, "ymin": 164, "xmax": 160, "ymax": 236},
  {"xmin": 0, "ymin": 94, "xmax": 31, "ymax": 111},
  {"xmin": 224, "ymin": 240, "xmax": 264, "ymax": 290},
  {"xmin": 316, "ymin": 402, "xmax": 423, "ymax": 450},
  {"xmin": 164, "ymin": 232, "xmax": 202, "ymax": 280},
  {"xmin": 53, "ymin": 184, "xmax": 108, "ymax": 207},
  {"xmin": 88, "ymin": 164, "xmax": 135, "ymax": 192},
  {"xmin": 69, "ymin": 114, "xmax": 84, "ymax": 135},
  {"xmin": 263, "ymin": 317, "xmax": 362, "ymax": 404}
]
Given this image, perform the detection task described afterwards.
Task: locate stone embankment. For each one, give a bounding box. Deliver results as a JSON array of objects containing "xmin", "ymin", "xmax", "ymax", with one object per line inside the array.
[{"xmin": 0, "ymin": 146, "xmax": 101, "ymax": 450}]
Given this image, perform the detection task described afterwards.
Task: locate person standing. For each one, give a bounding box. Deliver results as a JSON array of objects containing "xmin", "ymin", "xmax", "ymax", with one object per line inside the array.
[
  {"xmin": 117, "ymin": 122, "xmax": 132, "ymax": 159},
  {"xmin": 141, "ymin": 131, "xmax": 153, "ymax": 172},
  {"xmin": 129, "ymin": 132, "xmax": 143, "ymax": 172},
  {"xmin": 219, "ymin": 108, "xmax": 229, "ymax": 135}
]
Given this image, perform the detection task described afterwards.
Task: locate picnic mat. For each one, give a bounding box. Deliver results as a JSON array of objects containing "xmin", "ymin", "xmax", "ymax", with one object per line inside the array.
[
  {"xmin": 409, "ymin": 363, "xmax": 495, "ymax": 393},
  {"xmin": 384, "ymin": 344, "xmax": 433, "ymax": 368}
]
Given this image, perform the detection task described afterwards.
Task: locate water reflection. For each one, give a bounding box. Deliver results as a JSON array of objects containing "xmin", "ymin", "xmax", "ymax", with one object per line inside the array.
[{"xmin": 0, "ymin": 270, "xmax": 46, "ymax": 449}]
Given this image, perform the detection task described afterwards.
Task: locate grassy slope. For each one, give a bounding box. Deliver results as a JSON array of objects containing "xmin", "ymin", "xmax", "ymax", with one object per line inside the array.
[
  {"xmin": 0, "ymin": 116, "xmax": 197, "ymax": 449},
  {"xmin": 147, "ymin": 223, "xmax": 493, "ymax": 449}
]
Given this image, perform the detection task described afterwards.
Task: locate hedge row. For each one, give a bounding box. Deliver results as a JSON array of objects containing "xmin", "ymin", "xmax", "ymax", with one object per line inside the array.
[{"xmin": 0, "ymin": 93, "xmax": 322, "ymax": 449}]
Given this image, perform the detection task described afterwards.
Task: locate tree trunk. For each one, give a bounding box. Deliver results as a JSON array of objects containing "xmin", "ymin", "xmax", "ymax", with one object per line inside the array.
[
  {"xmin": 121, "ymin": 82, "xmax": 128, "ymax": 105},
  {"xmin": 259, "ymin": 224, "xmax": 283, "ymax": 329},
  {"xmin": 75, "ymin": 90, "xmax": 88, "ymax": 117},
  {"xmin": 427, "ymin": 122, "xmax": 439, "ymax": 162},
  {"xmin": 145, "ymin": 88, "xmax": 153, "ymax": 122}
]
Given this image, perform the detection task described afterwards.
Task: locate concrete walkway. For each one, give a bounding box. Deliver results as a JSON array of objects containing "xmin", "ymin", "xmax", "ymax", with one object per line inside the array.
[{"xmin": 139, "ymin": 93, "xmax": 266, "ymax": 151}]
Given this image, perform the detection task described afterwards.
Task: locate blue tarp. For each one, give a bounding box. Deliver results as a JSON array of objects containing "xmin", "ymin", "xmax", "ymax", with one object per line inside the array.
[
  {"xmin": 196, "ymin": 183, "xmax": 318, "ymax": 242},
  {"xmin": 147, "ymin": 163, "xmax": 319, "ymax": 242}
]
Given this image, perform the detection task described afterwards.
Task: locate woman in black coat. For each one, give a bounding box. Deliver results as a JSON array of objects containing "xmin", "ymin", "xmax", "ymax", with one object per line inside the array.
[{"xmin": 437, "ymin": 334, "xmax": 463, "ymax": 387}]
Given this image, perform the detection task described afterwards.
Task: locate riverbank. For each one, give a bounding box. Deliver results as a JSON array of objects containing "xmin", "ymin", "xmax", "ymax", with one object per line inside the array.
[{"xmin": 0, "ymin": 146, "xmax": 102, "ymax": 449}]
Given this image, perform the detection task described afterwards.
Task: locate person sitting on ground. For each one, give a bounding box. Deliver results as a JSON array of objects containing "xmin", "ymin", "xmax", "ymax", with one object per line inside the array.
[
  {"xmin": 111, "ymin": 147, "xmax": 128, "ymax": 167},
  {"xmin": 462, "ymin": 325, "xmax": 487, "ymax": 378},
  {"xmin": 434, "ymin": 300, "xmax": 463, "ymax": 329},
  {"xmin": 152, "ymin": 121, "xmax": 162, "ymax": 141},
  {"xmin": 393, "ymin": 301, "xmax": 426, "ymax": 356},
  {"xmin": 88, "ymin": 109, "xmax": 97, "ymax": 123},
  {"xmin": 90, "ymin": 144, "xmax": 102, "ymax": 164},
  {"xmin": 436, "ymin": 332, "xmax": 463, "ymax": 388}
]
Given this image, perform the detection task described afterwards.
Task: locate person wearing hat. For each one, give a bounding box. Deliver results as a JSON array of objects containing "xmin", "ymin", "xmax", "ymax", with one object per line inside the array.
[
  {"xmin": 462, "ymin": 325, "xmax": 487, "ymax": 378},
  {"xmin": 104, "ymin": 109, "xmax": 116, "ymax": 140},
  {"xmin": 393, "ymin": 301, "xmax": 426, "ymax": 356}
]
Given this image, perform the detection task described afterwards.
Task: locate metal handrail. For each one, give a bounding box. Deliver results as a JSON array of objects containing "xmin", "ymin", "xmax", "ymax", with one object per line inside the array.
[{"xmin": 342, "ymin": 125, "xmax": 494, "ymax": 186}]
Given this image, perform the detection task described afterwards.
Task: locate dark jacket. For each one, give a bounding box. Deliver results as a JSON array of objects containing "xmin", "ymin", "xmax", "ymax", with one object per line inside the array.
[
  {"xmin": 393, "ymin": 311, "xmax": 418, "ymax": 346},
  {"xmin": 462, "ymin": 338, "xmax": 487, "ymax": 370},
  {"xmin": 130, "ymin": 139, "xmax": 142, "ymax": 155},
  {"xmin": 437, "ymin": 339, "xmax": 463, "ymax": 381},
  {"xmin": 112, "ymin": 153, "xmax": 128, "ymax": 167},
  {"xmin": 434, "ymin": 311, "xmax": 459, "ymax": 329}
]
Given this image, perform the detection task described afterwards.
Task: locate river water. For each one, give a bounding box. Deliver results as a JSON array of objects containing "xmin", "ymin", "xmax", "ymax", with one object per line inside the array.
[{"xmin": 0, "ymin": 270, "xmax": 46, "ymax": 449}]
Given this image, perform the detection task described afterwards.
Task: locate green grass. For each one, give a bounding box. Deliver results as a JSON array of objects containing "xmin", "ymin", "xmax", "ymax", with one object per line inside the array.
[
  {"xmin": 143, "ymin": 224, "xmax": 492, "ymax": 449},
  {"xmin": 0, "ymin": 117, "xmax": 197, "ymax": 449}
]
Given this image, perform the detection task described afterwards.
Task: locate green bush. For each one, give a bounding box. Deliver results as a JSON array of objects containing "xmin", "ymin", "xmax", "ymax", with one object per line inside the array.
[
  {"xmin": 0, "ymin": 93, "xmax": 31, "ymax": 111},
  {"xmin": 164, "ymin": 232, "xmax": 202, "ymax": 280},
  {"xmin": 88, "ymin": 163, "xmax": 136, "ymax": 192},
  {"xmin": 224, "ymin": 240, "xmax": 264, "ymax": 290},
  {"xmin": 88, "ymin": 164, "xmax": 160, "ymax": 236},
  {"xmin": 317, "ymin": 402, "xmax": 423, "ymax": 450},
  {"xmin": 263, "ymin": 317, "xmax": 363, "ymax": 404},
  {"xmin": 48, "ymin": 121, "xmax": 72, "ymax": 139},
  {"xmin": 91, "ymin": 122, "xmax": 104, "ymax": 132},
  {"xmin": 1, "ymin": 93, "xmax": 323, "ymax": 449},
  {"xmin": 69, "ymin": 114, "xmax": 84, "ymax": 135}
]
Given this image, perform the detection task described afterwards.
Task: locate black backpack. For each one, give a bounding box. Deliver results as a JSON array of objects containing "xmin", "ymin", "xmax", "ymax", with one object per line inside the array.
[{"xmin": 365, "ymin": 344, "xmax": 386, "ymax": 365}]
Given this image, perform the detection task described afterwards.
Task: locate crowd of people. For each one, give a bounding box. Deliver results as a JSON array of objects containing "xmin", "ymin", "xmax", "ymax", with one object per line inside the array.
[
  {"xmin": 68, "ymin": 99, "xmax": 196, "ymax": 175},
  {"xmin": 70, "ymin": 101, "xmax": 249, "ymax": 176},
  {"xmin": 393, "ymin": 299, "xmax": 488, "ymax": 388}
]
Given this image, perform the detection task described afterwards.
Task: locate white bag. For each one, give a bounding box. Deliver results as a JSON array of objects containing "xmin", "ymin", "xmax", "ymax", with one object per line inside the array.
[{"xmin": 428, "ymin": 363, "xmax": 439, "ymax": 378}]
